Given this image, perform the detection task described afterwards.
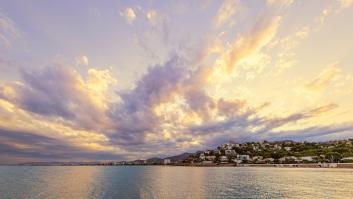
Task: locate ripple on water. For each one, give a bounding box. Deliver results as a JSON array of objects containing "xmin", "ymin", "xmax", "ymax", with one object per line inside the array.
[{"xmin": 0, "ymin": 166, "xmax": 352, "ymax": 199}]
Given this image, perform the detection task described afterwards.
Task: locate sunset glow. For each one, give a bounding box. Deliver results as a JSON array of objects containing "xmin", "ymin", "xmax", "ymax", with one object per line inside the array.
[{"xmin": 1, "ymin": 0, "xmax": 353, "ymax": 163}]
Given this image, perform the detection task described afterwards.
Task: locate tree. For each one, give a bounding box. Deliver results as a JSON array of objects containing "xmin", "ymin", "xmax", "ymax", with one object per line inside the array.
[{"xmin": 326, "ymin": 152, "xmax": 342, "ymax": 163}]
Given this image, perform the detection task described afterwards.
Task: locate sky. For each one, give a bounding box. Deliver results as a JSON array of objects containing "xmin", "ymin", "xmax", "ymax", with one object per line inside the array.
[{"xmin": 1, "ymin": 0, "xmax": 353, "ymax": 163}]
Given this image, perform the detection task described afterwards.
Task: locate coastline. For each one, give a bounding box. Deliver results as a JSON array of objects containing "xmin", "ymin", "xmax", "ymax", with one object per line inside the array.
[
  {"xmin": 171, "ymin": 163, "xmax": 353, "ymax": 168},
  {"xmin": 5, "ymin": 163, "xmax": 353, "ymax": 168}
]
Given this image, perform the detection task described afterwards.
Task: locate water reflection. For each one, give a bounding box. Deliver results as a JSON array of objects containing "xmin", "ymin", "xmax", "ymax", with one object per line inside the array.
[
  {"xmin": 0, "ymin": 166, "xmax": 352, "ymax": 199},
  {"xmin": 35, "ymin": 166, "xmax": 104, "ymax": 198},
  {"xmin": 0, "ymin": 166, "xmax": 104, "ymax": 199},
  {"xmin": 139, "ymin": 167, "xmax": 206, "ymax": 198}
]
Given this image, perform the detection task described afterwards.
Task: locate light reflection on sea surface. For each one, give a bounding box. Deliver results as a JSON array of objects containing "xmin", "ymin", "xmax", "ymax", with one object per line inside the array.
[{"xmin": 0, "ymin": 166, "xmax": 352, "ymax": 199}]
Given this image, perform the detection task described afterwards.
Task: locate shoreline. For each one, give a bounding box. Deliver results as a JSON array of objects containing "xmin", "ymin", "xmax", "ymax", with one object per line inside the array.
[
  {"xmin": 4, "ymin": 163, "xmax": 353, "ymax": 168},
  {"xmin": 171, "ymin": 163, "xmax": 353, "ymax": 168}
]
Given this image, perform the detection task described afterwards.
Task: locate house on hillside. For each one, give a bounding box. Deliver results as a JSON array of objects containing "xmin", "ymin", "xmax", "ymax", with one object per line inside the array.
[
  {"xmin": 225, "ymin": 150, "xmax": 236, "ymax": 156},
  {"xmin": 199, "ymin": 153, "xmax": 205, "ymax": 160},
  {"xmin": 220, "ymin": 156, "xmax": 228, "ymax": 163},
  {"xmin": 279, "ymin": 156, "xmax": 299, "ymax": 163},
  {"xmin": 300, "ymin": 156, "xmax": 317, "ymax": 162},
  {"xmin": 205, "ymin": 155, "xmax": 216, "ymax": 161},
  {"xmin": 236, "ymin": 155, "xmax": 250, "ymax": 161}
]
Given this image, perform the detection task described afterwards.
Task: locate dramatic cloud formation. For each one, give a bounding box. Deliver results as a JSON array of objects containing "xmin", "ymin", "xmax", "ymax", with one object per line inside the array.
[
  {"xmin": 0, "ymin": 65, "xmax": 116, "ymax": 130},
  {"xmin": 1, "ymin": 1, "xmax": 353, "ymax": 163},
  {"xmin": 220, "ymin": 15, "xmax": 282, "ymax": 73}
]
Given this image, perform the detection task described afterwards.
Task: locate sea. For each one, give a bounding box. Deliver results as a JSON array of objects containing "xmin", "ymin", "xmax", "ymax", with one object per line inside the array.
[{"xmin": 0, "ymin": 166, "xmax": 352, "ymax": 199}]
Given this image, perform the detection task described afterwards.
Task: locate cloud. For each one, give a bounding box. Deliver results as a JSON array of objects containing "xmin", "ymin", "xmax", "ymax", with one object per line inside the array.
[
  {"xmin": 258, "ymin": 103, "xmax": 338, "ymax": 133},
  {"xmin": 0, "ymin": 57, "xmax": 16, "ymax": 73},
  {"xmin": 0, "ymin": 12, "xmax": 20, "ymax": 47},
  {"xmin": 146, "ymin": 10, "xmax": 158, "ymax": 26},
  {"xmin": 104, "ymin": 50, "xmax": 342, "ymax": 154},
  {"xmin": 191, "ymin": 101, "xmax": 342, "ymax": 147},
  {"xmin": 108, "ymin": 57, "xmax": 189, "ymax": 145},
  {"xmin": 307, "ymin": 103, "xmax": 338, "ymax": 116},
  {"xmin": 266, "ymin": 0, "xmax": 294, "ymax": 8},
  {"xmin": 214, "ymin": 0, "xmax": 240, "ymax": 27},
  {"xmin": 189, "ymin": 101, "xmax": 343, "ymax": 148},
  {"xmin": 338, "ymin": 0, "xmax": 353, "ymax": 8},
  {"xmin": 121, "ymin": 7, "xmax": 136, "ymax": 23},
  {"xmin": 305, "ymin": 63, "xmax": 341, "ymax": 92},
  {"xmin": 264, "ymin": 123, "xmax": 353, "ymax": 141},
  {"xmin": 220, "ymin": 15, "xmax": 282, "ymax": 73},
  {"xmin": 318, "ymin": 7, "xmax": 332, "ymax": 26},
  {"xmin": 0, "ymin": 64, "xmax": 116, "ymax": 130},
  {"xmin": 1, "ymin": 2, "xmax": 353, "ymax": 163},
  {"xmin": 0, "ymin": 65, "xmax": 124, "ymax": 163},
  {"xmin": 316, "ymin": 0, "xmax": 353, "ymax": 27},
  {"xmin": 75, "ymin": 55, "xmax": 89, "ymax": 66},
  {"xmin": 0, "ymin": 128, "xmax": 126, "ymax": 163},
  {"xmin": 0, "ymin": 56, "xmax": 349, "ymax": 162}
]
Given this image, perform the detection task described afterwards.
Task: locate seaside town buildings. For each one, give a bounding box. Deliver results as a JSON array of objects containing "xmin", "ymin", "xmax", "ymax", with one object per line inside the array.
[
  {"xmin": 22, "ymin": 139, "xmax": 352, "ymax": 166},
  {"xmin": 181, "ymin": 139, "xmax": 353, "ymax": 165}
]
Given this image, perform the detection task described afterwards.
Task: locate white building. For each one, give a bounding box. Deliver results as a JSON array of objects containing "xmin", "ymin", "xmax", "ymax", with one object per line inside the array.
[
  {"xmin": 301, "ymin": 156, "xmax": 316, "ymax": 162},
  {"xmin": 206, "ymin": 155, "xmax": 216, "ymax": 161},
  {"xmin": 220, "ymin": 156, "xmax": 228, "ymax": 163},
  {"xmin": 164, "ymin": 159, "xmax": 171, "ymax": 165},
  {"xmin": 318, "ymin": 163, "xmax": 337, "ymax": 168},
  {"xmin": 199, "ymin": 153, "xmax": 205, "ymax": 160},
  {"xmin": 237, "ymin": 155, "xmax": 250, "ymax": 161},
  {"xmin": 279, "ymin": 156, "xmax": 298, "ymax": 163},
  {"xmin": 284, "ymin": 147, "xmax": 292, "ymax": 151}
]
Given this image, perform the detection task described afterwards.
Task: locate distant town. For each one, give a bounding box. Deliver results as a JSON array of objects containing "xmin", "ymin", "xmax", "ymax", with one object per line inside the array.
[{"xmin": 18, "ymin": 139, "xmax": 353, "ymax": 168}]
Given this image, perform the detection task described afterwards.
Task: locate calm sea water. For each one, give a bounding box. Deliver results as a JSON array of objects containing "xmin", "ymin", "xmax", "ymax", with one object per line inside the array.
[{"xmin": 0, "ymin": 166, "xmax": 352, "ymax": 199}]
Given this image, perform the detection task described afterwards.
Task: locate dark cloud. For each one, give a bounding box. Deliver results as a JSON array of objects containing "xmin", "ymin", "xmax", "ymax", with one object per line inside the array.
[
  {"xmin": 105, "ymin": 52, "xmax": 343, "ymax": 153},
  {"xmin": 201, "ymin": 122, "xmax": 353, "ymax": 149},
  {"xmin": 254, "ymin": 103, "xmax": 339, "ymax": 135},
  {"xmin": 0, "ymin": 128, "xmax": 126, "ymax": 163},
  {"xmin": 186, "ymin": 102, "xmax": 341, "ymax": 148},
  {"xmin": 0, "ymin": 64, "xmax": 111, "ymax": 130},
  {"xmin": 108, "ymin": 56, "xmax": 189, "ymax": 144},
  {"xmin": 0, "ymin": 56, "xmax": 346, "ymax": 163},
  {"xmin": 263, "ymin": 124, "xmax": 353, "ymax": 141},
  {"xmin": 19, "ymin": 66, "xmax": 78, "ymax": 118}
]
